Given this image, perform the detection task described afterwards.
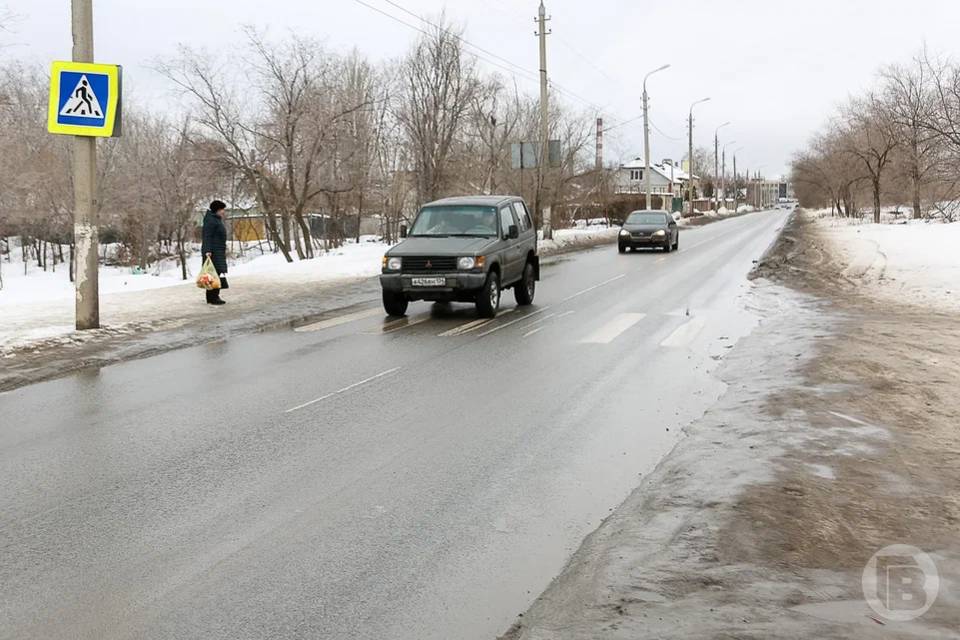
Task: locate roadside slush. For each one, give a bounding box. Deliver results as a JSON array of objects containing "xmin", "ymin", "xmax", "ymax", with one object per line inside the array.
[{"xmin": 501, "ymin": 212, "xmax": 960, "ymax": 639}]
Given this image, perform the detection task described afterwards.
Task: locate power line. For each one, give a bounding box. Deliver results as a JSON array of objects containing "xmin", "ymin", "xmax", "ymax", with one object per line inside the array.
[
  {"xmin": 649, "ymin": 118, "xmax": 682, "ymax": 141},
  {"xmin": 355, "ymin": 0, "xmax": 607, "ymax": 114}
]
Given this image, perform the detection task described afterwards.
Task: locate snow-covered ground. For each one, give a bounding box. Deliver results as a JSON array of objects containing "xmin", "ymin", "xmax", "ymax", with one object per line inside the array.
[
  {"xmin": 809, "ymin": 211, "xmax": 960, "ymax": 313},
  {"xmin": 0, "ymin": 226, "xmax": 620, "ymax": 353},
  {"xmin": 0, "ymin": 239, "xmax": 392, "ymax": 353},
  {"xmin": 0, "ymin": 239, "xmax": 390, "ymax": 307}
]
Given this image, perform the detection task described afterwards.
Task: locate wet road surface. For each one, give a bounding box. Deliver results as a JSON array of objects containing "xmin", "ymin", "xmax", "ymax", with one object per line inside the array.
[{"xmin": 0, "ymin": 210, "xmax": 788, "ymax": 639}]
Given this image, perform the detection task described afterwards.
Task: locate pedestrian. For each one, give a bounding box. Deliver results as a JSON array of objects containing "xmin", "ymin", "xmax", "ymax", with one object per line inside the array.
[{"xmin": 201, "ymin": 200, "xmax": 229, "ymax": 305}]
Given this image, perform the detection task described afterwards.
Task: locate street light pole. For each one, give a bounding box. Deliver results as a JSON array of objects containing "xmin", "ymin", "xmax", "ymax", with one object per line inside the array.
[
  {"xmin": 72, "ymin": 0, "xmax": 99, "ymax": 330},
  {"xmin": 713, "ymin": 121, "xmax": 729, "ymax": 213},
  {"xmin": 731, "ymin": 146, "xmax": 744, "ymax": 212},
  {"xmin": 721, "ymin": 140, "xmax": 735, "ymax": 211},
  {"xmin": 642, "ymin": 64, "xmax": 669, "ymax": 210},
  {"xmin": 687, "ymin": 97, "xmax": 710, "ymax": 217}
]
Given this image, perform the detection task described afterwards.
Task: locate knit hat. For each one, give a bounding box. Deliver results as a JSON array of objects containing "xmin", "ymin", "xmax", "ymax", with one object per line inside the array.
[{"xmin": 210, "ymin": 200, "xmax": 227, "ymax": 213}]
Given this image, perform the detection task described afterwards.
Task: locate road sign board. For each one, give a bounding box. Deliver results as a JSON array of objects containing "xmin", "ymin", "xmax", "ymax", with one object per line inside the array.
[{"xmin": 47, "ymin": 61, "xmax": 122, "ymax": 137}]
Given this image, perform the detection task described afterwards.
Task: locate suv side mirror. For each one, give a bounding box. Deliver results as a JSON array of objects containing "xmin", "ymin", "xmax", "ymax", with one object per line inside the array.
[
  {"xmin": 399, "ymin": 224, "xmax": 408, "ymax": 238},
  {"xmin": 508, "ymin": 225, "xmax": 519, "ymax": 239}
]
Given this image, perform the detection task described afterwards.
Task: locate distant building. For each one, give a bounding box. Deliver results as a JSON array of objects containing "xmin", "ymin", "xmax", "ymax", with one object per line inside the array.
[{"xmin": 613, "ymin": 158, "xmax": 697, "ymax": 197}]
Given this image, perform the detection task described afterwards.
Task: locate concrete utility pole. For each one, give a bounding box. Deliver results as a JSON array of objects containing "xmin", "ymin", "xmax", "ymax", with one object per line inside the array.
[
  {"xmin": 713, "ymin": 121, "xmax": 729, "ymax": 212},
  {"xmin": 687, "ymin": 97, "xmax": 710, "ymax": 217},
  {"xmin": 731, "ymin": 146, "xmax": 744, "ymax": 212},
  {"xmin": 732, "ymin": 154, "xmax": 737, "ymax": 211},
  {"xmin": 72, "ymin": 0, "xmax": 99, "ymax": 329},
  {"xmin": 642, "ymin": 64, "xmax": 670, "ymax": 210},
  {"xmin": 536, "ymin": 1, "xmax": 552, "ymax": 239},
  {"xmin": 721, "ymin": 140, "xmax": 735, "ymax": 211}
]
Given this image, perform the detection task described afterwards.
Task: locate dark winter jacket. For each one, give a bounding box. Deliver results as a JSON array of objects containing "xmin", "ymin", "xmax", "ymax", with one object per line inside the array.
[{"xmin": 201, "ymin": 210, "xmax": 228, "ymax": 274}]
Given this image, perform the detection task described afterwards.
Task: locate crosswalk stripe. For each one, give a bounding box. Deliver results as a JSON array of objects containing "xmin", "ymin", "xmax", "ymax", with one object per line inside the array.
[
  {"xmin": 580, "ymin": 313, "xmax": 646, "ymax": 344},
  {"xmin": 439, "ymin": 308, "xmax": 514, "ymax": 337},
  {"xmin": 295, "ymin": 307, "xmax": 383, "ymax": 332},
  {"xmin": 659, "ymin": 317, "xmax": 705, "ymax": 347}
]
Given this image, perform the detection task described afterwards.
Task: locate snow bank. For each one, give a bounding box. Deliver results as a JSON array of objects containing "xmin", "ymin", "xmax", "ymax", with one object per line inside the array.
[
  {"xmin": 538, "ymin": 226, "xmax": 618, "ymax": 253},
  {"xmin": 812, "ymin": 215, "xmax": 960, "ymax": 313}
]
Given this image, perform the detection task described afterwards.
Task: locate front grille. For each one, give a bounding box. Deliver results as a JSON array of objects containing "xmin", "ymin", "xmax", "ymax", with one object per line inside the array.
[{"xmin": 401, "ymin": 256, "xmax": 458, "ymax": 273}]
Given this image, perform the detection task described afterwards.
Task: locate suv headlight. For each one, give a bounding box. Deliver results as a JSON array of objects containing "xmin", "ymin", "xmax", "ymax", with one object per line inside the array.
[
  {"xmin": 652, "ymin": 229, "xmax": 666, "ymax": 237},
  {"xmin": 458, "ymin": 256, "xmax": 485, "ymax": 270},
  {"xmin": 619, "ymin": 229, "xmax": 630, "ymax": 237},
  {"xmin": 383, "ymin": 256, "xmax": 402, "ymax": 271}
]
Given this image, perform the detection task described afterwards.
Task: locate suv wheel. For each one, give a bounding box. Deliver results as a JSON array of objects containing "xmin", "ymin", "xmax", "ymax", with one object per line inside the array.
[
  {"xmin": 514, "ymin": 261, "xmax": 536, "ymax": 306},
  {"xmin": 382, "ymin": 290, "xmax": 409, "ymax": 317},
  {"xmin": 476, "ymin": 271, "xmax": 501, "ymax": 318}
]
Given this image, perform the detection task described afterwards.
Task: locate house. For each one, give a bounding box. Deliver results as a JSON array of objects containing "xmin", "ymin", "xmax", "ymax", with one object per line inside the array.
[{"xmin": 613, "ymin": 158, "xmax": 696, "ymax": 197}]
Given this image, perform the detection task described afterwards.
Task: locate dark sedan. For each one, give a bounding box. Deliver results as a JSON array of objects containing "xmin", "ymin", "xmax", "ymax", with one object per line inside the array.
[{"xmin": 618, "ymin": 210, "xmax": 679, "ymax": 253}]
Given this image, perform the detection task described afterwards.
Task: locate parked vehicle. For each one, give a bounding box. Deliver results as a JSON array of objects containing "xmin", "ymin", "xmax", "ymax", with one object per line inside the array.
[
  {"xmin": 380, "ymin": 195, "xmax": 540, "ymax": 318},
  {"xmin": 618, "ymin": 210, "xmax": 679, "ymax": 253}
]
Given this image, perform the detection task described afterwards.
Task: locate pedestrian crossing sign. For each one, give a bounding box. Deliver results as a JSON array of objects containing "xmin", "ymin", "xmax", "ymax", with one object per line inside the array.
[{"xmin": 47, "ymin": 61, "xmax": 122, "ymax": 137}]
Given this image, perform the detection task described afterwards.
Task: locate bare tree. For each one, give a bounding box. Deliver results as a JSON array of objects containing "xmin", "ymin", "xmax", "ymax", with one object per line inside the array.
[
  {"xmin": 397, "ymin": 18, "xmax": 478, "ymax": 204},
  {"xmin": 879, "ymin": 54, "xmax": 942, "ymax": 218},
  {"xmin": 839, "ymin": 96, "xmax": 899, "ymax": 223}
]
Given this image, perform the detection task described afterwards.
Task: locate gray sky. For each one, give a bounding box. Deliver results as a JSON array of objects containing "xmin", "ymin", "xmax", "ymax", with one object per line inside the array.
[{"xmin": 8, "ymin": 0, "xmax": 960, "ymax": 178}]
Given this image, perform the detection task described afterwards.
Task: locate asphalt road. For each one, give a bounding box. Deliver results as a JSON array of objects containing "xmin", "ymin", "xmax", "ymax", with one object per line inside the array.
[{"xmin": 0, "ymin": 210, "xmax": 789, "ymax": 640}]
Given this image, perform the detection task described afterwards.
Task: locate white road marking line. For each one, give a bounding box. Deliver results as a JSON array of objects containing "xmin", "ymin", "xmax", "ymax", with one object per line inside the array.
[
  {"xmin": 439, "ymin": 308, "xmax": 514, "ymax": 337},
  {"xmin": 580, "ymin": 312, "xmax": 646, "ymax": 344},
  {"xmin": 561, "ymin": 273, "xmax": 626, "ymax": 303},
  {"xmin": 659, "ymin": 316, "xmax": 706, "ymax": 347},
  {"xmin": 476, "ymin": 307, "xmax": 550, "ymax": 337},
  {"xmin": 439, "ymin": 318, "xmax": 491, "ymax": 337},
  {"xmin": 363, "ymin": 314, "xmax": 431, "ymax": 335},
  {"xmin": 556, "ymin": 310, "xmax": 576, "ymax": 319},
  {"xmin": 295, "ymin": 307, "xmax": 382, "ymax": 332},
  {"xmin": 519, "ymin": 312, "xmax": 556, "ymax": 330},
  {"xmin": 285, "ymin": 367, "xmax": 401, "ymax": 413},
  {"xmin": 656, "ymin": 256, "xmax": 666, "ymax": 263}
]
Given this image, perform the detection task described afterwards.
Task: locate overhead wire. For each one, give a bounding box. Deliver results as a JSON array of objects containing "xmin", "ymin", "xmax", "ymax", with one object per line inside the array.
[{"xmin": 358, "ymin": 0, "xmax": 608, "ymax": 114}]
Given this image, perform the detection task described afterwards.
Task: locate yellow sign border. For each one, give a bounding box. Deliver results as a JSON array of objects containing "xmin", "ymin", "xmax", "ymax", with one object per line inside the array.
[{"xmin": 47, "ymin": 61, "xmax": 121, "ymax": 137}]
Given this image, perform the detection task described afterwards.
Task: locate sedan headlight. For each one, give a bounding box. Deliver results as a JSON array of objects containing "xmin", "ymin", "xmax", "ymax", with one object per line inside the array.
[
  {"xmin": 619, "ymin": 229, "xmax": 630, "ymax": 237},
  {"xmin": 384, "ymin": 256, "xmax": 402, "ymax": 271},
  {"xmin": 652, "ymin": 229, "xmax": 666, "ymax": 237},
  {"xmin": 458, "ymin": 256, "xmax": 485, "ymax": 270}
]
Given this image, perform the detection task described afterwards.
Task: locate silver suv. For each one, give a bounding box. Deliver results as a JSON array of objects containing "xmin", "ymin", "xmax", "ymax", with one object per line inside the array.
[{"xmin": 380, "ymin": 196, "xmax": 540, "ymax": 318}]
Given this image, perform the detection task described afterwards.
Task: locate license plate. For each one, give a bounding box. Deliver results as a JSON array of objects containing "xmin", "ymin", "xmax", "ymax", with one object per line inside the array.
[{"xmin": 411, "ymin": 277, "xmax": 446, "ymax": 287}]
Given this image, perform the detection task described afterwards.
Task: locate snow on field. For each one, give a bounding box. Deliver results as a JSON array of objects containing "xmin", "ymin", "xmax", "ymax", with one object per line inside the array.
[
  {"xmin": 0, "ymin": 227, "xmax": 621, "ymax": 353},
  {"xmin": 811, "ymin": 213, "xmax": 960, "ymax": 313},
  {"xmin": 0, "ymin": 239, "xmax": 392, "ymax": 352},
  {"xmin": 0, "ymin": 239, "xmax": 389, "ymax": 307}
]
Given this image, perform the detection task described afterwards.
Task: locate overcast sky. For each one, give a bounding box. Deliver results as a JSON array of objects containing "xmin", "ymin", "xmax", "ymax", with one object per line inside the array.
[{"xmin": 7, "ymin": 0, "xmax": 960, "ymax": 178}]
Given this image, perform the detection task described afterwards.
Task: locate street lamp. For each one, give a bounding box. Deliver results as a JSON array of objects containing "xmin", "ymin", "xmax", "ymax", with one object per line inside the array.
[
  {"xmin": 687, "ymin": 97, "xmax": 710, "ymax": 217},
  {"xmin": 642, "ymin": 63, "xmax": 670, "ymax": 210},
  {"xmin": 713, "ymin": 121, "xmax": 730, "ymax": 211},
  {"xmin": 721, "ymin": 140, "xmax": 736, "ymax": 211}
]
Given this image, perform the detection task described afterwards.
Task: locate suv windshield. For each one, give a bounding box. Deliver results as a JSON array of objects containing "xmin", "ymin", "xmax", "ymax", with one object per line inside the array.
[
  {"xmin": 626, "ymin": 212, "xmax": 669, "ymax": 225},
  {"xmin": 409, "ymin": 205, "xmax": 499, "ymax": 237}
]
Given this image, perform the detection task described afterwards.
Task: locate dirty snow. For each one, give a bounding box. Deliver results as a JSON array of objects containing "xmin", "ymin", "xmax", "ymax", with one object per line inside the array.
[{"xmin": 809, "ymin": 212, "xmax": 960, "ymax": 313}]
